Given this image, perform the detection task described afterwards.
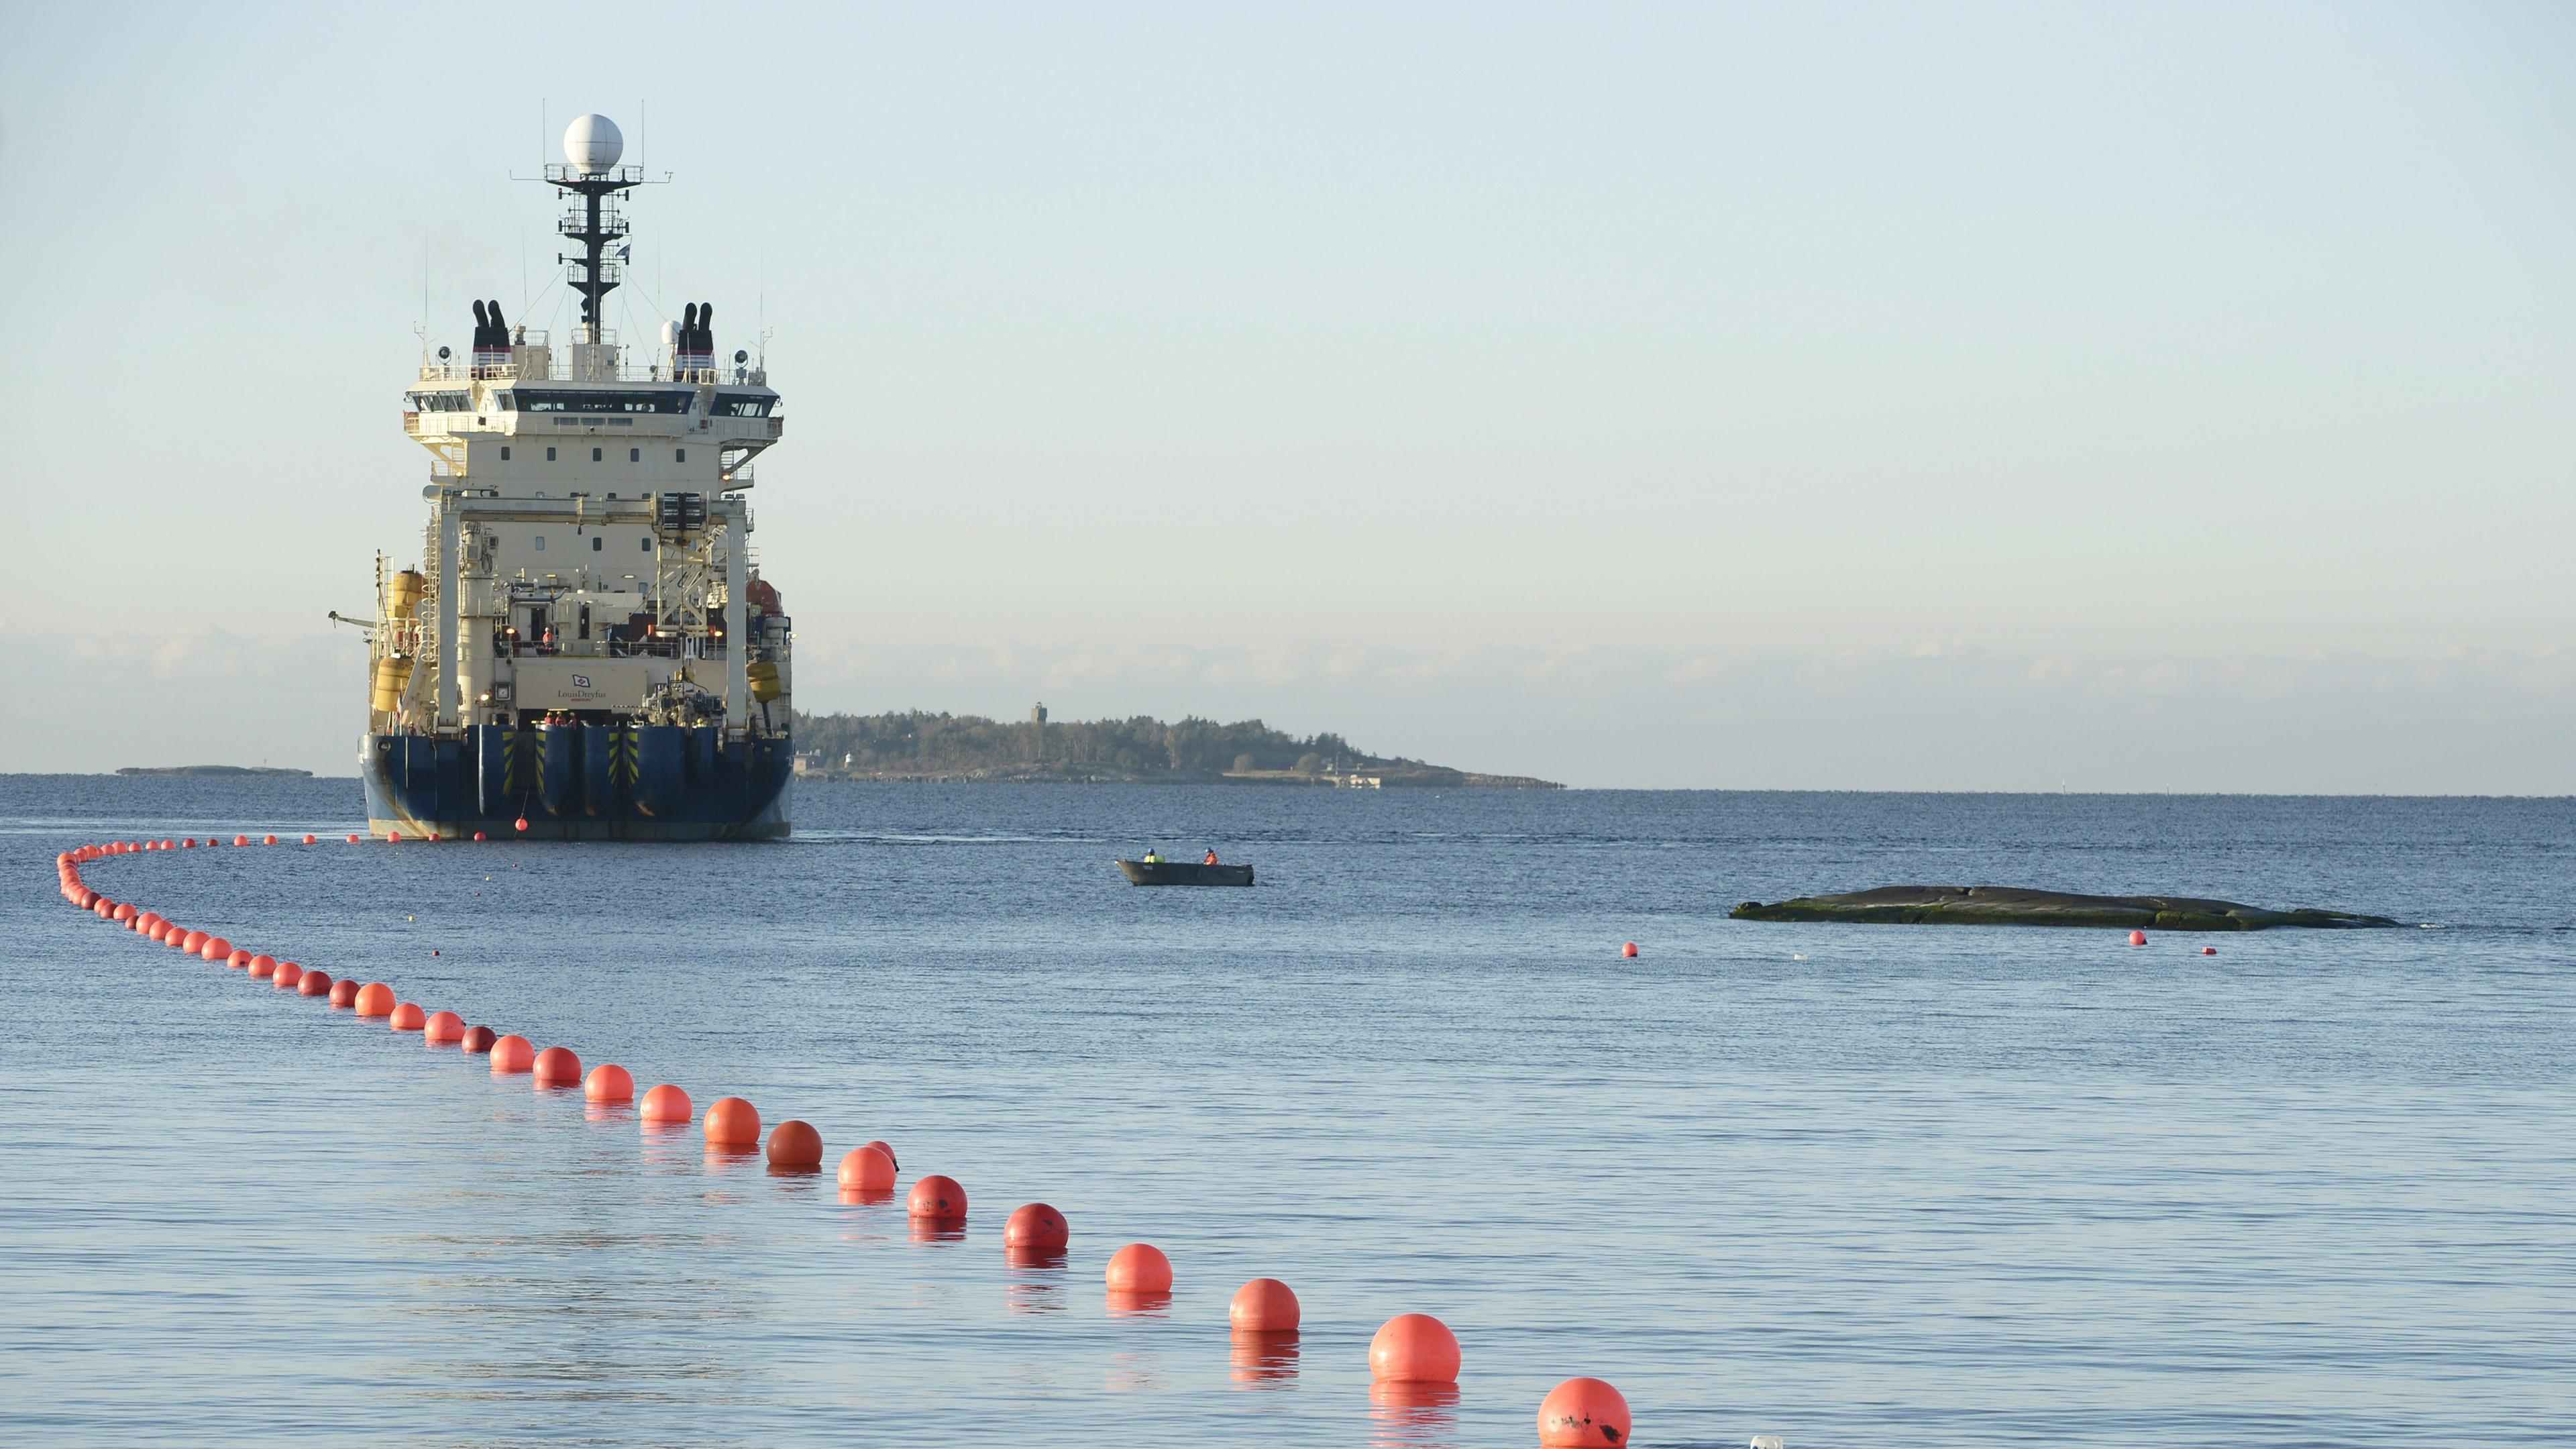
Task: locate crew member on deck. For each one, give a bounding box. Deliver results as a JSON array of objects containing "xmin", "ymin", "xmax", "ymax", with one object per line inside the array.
[
  {"xmin": 1142, "ymin": 848, "xmax": 1163, "ymax": 863},
  {"xmin": 1203, "ymin": 849, "xmax": 1220, "ymax": 865}
]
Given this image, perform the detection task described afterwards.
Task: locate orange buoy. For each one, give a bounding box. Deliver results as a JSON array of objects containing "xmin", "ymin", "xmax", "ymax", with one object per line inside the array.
[
  {"xmin": 1230, "ymin": 1277, "xmax": 1301, "ymax": 1333},
  {"xmin": 199, "ymin": 937, "xmax": 234, "ymax": 962},
  {"xmin": 637, "ymin": 1083, "xmax": 692, "ymax": 1122},
  {"xmin": 2202, "ymin": 946, "xmax": 2217, "ymax": 955},
  {"xmin": 328, "ymin": 978, "xmax": 359, "ymax": 1007},
  {"xmin": 837, "ymin": 1144, "xmax": 898, "ymax": 1192},
  {"xmin": 299, "ymin": 970, "xmax": 332, "ymax": 997},
  {"xmin": 388, "ymin": 830, "xmax": 402, "ymax": 843},
  {"xmin": 472, "ymin": 830, "xmax": 486, "ymax": 841},
  {"xmin": 1105, "ymin": 1243, "xmax": 1173, "ymax": 1294},
  {"xmin": 113, "ymin": 904, "xmax": 135, "ymax": 922},
  {"xmin": 462, "ymin": 1024, "xmax": 496, "ymax": 1053},
  {"xmin": 1621, "ymin": 941, "xmax": 1639, "ymax": 958},
  {"xmin": 1004, "ymin": 1202, "xmax": 1069, "ymax": 1252},
  {"xmin": 262, "ymin": 834, "xmax": 278, "ymax": 845},
  {"xmin": 863, "ymin": 1138, "xmax": 900, "ymax": 1171},
  {"xmin": 248, "ymin": 955, "xmax": 277, "ymax": 979},
  {"xmin": 2128, "ymin": 929, "xmax": 2148, "ymax": 946},
  {"xmin": 347, "ymin": 833, "xmax": 360, "ymax": 843},
  {"xmin": 1369, "ymin": 1313, "xmax": 1461, "ymax": 1383},
  {"xmin": 767, "ymin": 1120, "xmax": 824, "ymax": 1169},
  {"xmin": 303, "ymin": 834, "xmax": 317, "ymax": 845},
  {"xmin": 233, "ymin": 835, "xmax": 248, "ymax": 847},
  {"xmin": 180, "ymin": 929, "xmax": 209, "ymax": 953},
  {"xmin": 531, "ymin": 1045, "xmax": 582, "ymax": 1086},
  {"xmin": 225, "ymin": 948, "xmax": 252, "ymax": 968},
  {"xmin": 490, "ymin": 1034, "xmax": 535, "ymax": 1073},
  {"xmin": 388, "ymin": 1002, "xmax": 427, "ymax": 1031},
  {"xmin": 1537, "ymin": 1377, "xmax": 1631, "ymax": 1448},
  {"xmin": 584, "ymin": 1063, "xmax": 635, "ymax": 1102},
  {"xmin": 353, "ymin": 982, "xmax": 396, "ymax": 1016},
  {"xmin": 907, "ymin": 1174, "xmax": 967, "ymax": 1221},
  {"xmin": 702, "ymin": 1096, "xmax": 761, "ymax": 1148},
  {"xmin": 515, "ymin": 817, "xmax": 529, "ymax": 832},
  {"xmin": 272, "ymin": 962, "xmax": 303, "ymax": 989},
  {"xmin": 423, "ymin": 1009, "xmax": 464, "ymax": 1043}
]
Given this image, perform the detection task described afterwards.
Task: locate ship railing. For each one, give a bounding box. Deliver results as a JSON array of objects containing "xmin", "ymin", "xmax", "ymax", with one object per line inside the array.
[
  {"xmin": 492, "ymin": 638, "xmax": 731, "ymax": 661},
  {"xmin": 413, "ymin": 360, "xmax": 716, "ymax": 385},
  {"xmin": 417, "ymin": 360, "xmax": 560, "ymax": 383}
]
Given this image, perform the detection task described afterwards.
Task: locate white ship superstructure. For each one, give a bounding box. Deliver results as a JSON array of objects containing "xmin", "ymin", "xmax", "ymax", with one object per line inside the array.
[{"xmin": 360, "ymin": 115, "xmax": 796, "ymax": 839}]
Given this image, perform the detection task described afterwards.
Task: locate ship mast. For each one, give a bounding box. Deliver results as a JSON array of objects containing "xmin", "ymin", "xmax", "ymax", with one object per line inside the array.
[{"xmin": 542, "ymin": 115, "xmax": 648, "ymax": 343}]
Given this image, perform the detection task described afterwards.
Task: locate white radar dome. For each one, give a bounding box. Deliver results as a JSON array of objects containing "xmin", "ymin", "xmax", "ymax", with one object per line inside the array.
[{"xmin": 564, "ymin": 113, "xmax": 624, "ymax": 173}]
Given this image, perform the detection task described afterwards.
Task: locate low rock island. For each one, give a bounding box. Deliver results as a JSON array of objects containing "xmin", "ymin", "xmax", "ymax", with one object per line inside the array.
[{"xmin": 1731, "ymin": 885, "xmax": 2398, "ymax": 931}]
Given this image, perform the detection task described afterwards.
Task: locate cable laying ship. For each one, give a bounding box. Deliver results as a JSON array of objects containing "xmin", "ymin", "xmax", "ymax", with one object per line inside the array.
[{"xmin": 360, "ymin": 115, "xmax": 793, "ymax": 839}]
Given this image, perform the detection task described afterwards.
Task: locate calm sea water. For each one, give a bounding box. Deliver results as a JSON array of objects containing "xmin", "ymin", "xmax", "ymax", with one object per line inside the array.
[{"xmin": 3, "ymin": 777, "xmax": 2570, "ymax": 1447}]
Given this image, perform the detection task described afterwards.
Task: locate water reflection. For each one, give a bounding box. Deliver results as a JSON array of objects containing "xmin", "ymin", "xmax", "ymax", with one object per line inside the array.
[
  {"xmin": 1102, "ymin": 1350, "xmax": 1161, "ymax": 1394},
  {"xmin": 1228, "ymin": 1330, "xmax": 1299, "ymax": 1387},
  {"xmin": 635, "ymin": 1122, "xmax": 695, "ymax": 1175},
  {"xmin": 580, "ymin": 1102, "xmax": 633, "ymax": 1124},
  {"xmin": 836, "ymin": 1185, "xmax": 895, "ymax": 1208},
  {"xmin": 1104, "ymin": 1287, "xmax": 1173, "ymax": 1317},
  {"xmin": 908, "ymin": 1219, "xmax": 966, "ymax": 1244},
  {"xmin": 1004, "ymin": 1252, "xmax": 1067, "ymax": 1315},
  {"xmin": 1367, "ymin": 1379, "xmax": 1460, "ymax": 1448}
]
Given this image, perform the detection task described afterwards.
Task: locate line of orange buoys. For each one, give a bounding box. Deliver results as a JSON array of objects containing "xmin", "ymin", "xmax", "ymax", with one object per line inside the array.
[{"xmin": 53, "ymin": 835, "xmax": 1640, "ymax": 1447}]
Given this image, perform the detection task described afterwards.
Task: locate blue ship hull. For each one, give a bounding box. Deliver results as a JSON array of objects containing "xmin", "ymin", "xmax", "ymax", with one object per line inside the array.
[{"xmin": 360, "ymin": 725, "xmax": 792, "ymax": 840}]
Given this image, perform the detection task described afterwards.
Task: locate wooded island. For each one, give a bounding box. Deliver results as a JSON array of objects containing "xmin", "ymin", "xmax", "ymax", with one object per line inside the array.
[{"xmin": 792, "ymin": 709, "xmax": 1558, "ymax": 788}]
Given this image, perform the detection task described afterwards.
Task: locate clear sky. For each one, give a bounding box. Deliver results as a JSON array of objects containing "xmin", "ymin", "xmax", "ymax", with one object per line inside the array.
[{"xmin": 2, "ymin": 3, "xmax": 2569, "ymax": 789}]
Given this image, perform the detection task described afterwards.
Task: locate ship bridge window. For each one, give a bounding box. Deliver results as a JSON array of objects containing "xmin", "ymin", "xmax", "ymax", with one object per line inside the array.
[
  {"xmin": 497, "ymin": 389, "xmax": 694, "ymax": 415},
  {"xmin": 710, "ymin": 394, "xmax": 774, "ymax": 417},
  {"xmin": 405, "ymin": 390, "xmax": 474, "ymax": 411}
]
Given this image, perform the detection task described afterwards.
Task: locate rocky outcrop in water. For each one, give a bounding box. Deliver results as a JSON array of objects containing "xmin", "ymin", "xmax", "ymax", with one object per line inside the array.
[{"xmin": 1730, "ymin": 885, "xmax": 2398, "ymax": 930}]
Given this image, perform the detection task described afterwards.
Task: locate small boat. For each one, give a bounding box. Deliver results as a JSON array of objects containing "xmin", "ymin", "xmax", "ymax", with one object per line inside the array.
[{"xmin": 1116, "ymin": 859, "xmax": 1255, "ymax": 887}]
